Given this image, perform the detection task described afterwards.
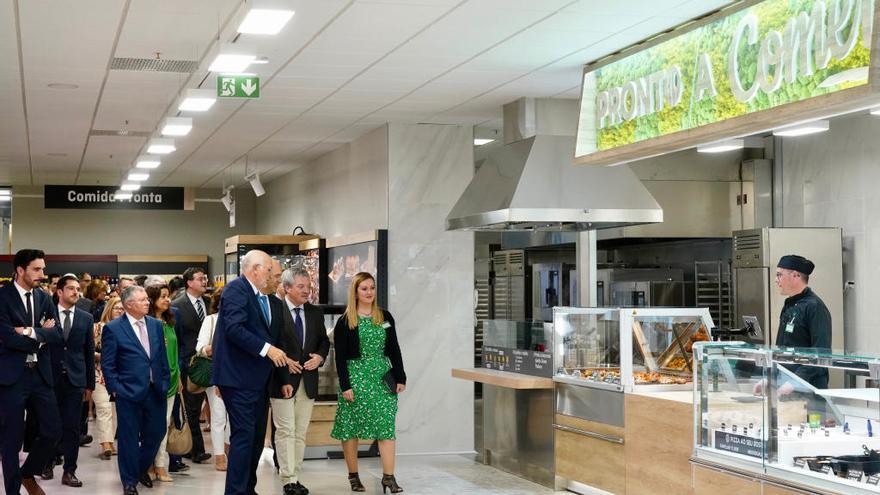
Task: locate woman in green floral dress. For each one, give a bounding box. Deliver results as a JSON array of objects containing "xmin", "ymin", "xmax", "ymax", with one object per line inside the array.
[{"xmin": 332, "ymin": 272, "xmax": 407, "ymax": 493}]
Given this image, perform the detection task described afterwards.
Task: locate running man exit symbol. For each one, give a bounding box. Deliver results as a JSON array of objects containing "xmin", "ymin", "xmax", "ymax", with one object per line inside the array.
[{"xmin": 216, "ymin": 76, "xmax": 260, "ymax": 98}]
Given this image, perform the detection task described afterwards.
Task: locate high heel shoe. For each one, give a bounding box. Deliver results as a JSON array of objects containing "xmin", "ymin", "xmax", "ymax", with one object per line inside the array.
[
  {"xmin": 348, "ymin": 472, "xmax": 366, "ymax": 492},
  {"xmin": 382, "ymin": 474, "xmax": 403, "ymax": 493}
]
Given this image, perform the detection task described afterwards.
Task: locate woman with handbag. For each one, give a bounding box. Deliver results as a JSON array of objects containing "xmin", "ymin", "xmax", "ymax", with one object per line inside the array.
[
  {"xmin": 332, "ymin": 272, "xmax": 407, "ymax": 493},
  {"xmin": 145, "ymin": 283, "xmax": 183, "ymax": 483},
  {"xmin": 93, "ymin": 296, "xmax": 124, "ymax": 460},
  {"xmin": 194, "ymin": 287, "xmax": 230, "ymax": 471}
]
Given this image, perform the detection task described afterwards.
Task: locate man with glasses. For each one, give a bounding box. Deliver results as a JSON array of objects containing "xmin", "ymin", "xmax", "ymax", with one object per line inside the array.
[
  {"xmin": 775, "ymin": 254, "xmax": 832, "ymax": 388},
  {"xmin": 171, "ymin": 267, "xmax": 213, "ymax": 466}
]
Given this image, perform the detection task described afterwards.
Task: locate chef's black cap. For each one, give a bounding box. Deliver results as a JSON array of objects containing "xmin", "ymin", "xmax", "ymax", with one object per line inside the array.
[{"xmin": 777, "ymin": 255, "xmax": 815, "ymax": 275}]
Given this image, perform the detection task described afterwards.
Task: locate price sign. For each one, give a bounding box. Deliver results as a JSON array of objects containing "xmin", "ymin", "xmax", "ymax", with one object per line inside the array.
[
  {"xmin": 866, "ymin": 474, "xmax": 880, "ymax": 485},
  {"xmin": 793, "ymin": 458, "xmax": 806, "ymax": 469},
  {"xmin": 847, "ymin": 469, "xmax": 864, "ymax": 482}
]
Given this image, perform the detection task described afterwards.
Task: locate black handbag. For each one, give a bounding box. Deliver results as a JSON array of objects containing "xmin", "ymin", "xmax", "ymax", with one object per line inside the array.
[{"xmin": 382, "ymin": 370, "xmax": 397, "ymax": 394}]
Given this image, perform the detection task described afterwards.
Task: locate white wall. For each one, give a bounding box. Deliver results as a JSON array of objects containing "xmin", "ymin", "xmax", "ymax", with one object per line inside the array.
[
  {"xmin": 256, "ymin": 125, "xmax": 388, "ymax": 236},
  {"xmin": 386, "ymin": 123, "xmax": 474, "ymax": 454},
  {"xmin": 777, "ymin": 112, "xmax": 880, "ymax": 354},
  {"xmin": 257, "ymin": 123, "xmax": 475, "ymax": 454},
  {"xmin": 10, "ymin": 187, "xmax": 256, "ymax": 277}
]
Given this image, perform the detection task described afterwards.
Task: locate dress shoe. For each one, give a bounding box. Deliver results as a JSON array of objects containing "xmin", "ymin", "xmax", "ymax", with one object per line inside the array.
[
  {"xmin": 138, "ymin": 470, "xmax": 153, "ymax": 488},
  {"xmin": 214, "ymin": 454, "xmax": 227, "ymax": 471},
  {"xmin": 192, "ymin": 452, "xmax": 212, "ymax": 463},
  {"xmin": 21, "ymin": 477, "xmax": 46, "ymax": 495},
  {"xmin": 154, "ymin": 468, "xmax": 173, "ymax": 482},
  {"xmin": 79, "ymin": 434, "xmax": 93, "ymax": 446},
  {"xmin": 295, "ymin": 482, "xmax": 309, "ymax": 495},
  {"xmin": 169, "ymin": 459, "xmax": 189, "ymax": 472},
  {"xmin": 40, "ymin": 465, "xmax": 53, "ymax": 480},
  {"xmin": 284, "ymin": 482, "xmax": 309, "ymax": 495},
  {"xmin": 123, "ymin": 485, "xmax": 139, "ymax": 495},
  {"xmin": 62, "ymin": 471, "xmax": 83, "ymax": 487}
]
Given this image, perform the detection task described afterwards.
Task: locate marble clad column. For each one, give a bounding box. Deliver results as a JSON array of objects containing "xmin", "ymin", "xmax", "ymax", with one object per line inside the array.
[{"xmin": 387, "ymin": 123, "xmax": 475, "ymax": 454}]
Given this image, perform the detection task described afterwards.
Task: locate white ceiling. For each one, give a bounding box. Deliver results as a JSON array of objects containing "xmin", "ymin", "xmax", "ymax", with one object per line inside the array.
[{"xmin": 0, "ymin": 0, "xmax": 733, "ymax": 189}]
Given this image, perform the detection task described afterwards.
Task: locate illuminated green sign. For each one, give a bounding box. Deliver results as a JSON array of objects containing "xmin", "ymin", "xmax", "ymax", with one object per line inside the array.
[{"xmin": 575, "ymin": 0, "xmax": 874, "ymax": 159}]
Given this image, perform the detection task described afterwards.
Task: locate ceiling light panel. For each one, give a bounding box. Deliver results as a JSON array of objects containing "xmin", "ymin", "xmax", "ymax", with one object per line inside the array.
[
  {"xmin": 135, "ymin": 155, "xmax": 161, "ymax": 169},
  {"xmin": 127, "ymin": 172, "xmax": 149, "ymax": 181},
  {"xmin": 238, "ymin": 0, "xmax": 295, "ymax": 35},
  {"xmin": 209, "ymin": 44, "xmax": 256, "ymax": 73},
  {"xmin": 161, "ymin": 117, "xmax": 192, "ymax": 137},
  {"xmin": 178, "ymin": 89, "xmax": 216, "ymax": 112},
  {"xmin": 146, "ymin": 138, "xmax": 176, "ymax": 154}
]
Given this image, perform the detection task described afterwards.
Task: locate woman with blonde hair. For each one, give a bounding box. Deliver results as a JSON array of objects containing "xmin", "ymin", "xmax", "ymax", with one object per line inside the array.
[
  {"xmin": 331, "ymin": 272, "xmax": 407, "ymax": 493},
  {"xmin": 93, "ymin": 296, "xmax": 124, "ymax": 460}
]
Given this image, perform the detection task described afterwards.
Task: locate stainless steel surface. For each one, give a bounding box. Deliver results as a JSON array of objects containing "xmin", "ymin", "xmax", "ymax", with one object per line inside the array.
[
  {"xmin": 446, "ymin": 99, "xmax": 663, "ymax": 232},
  {"xmin": 609, "ymin": 280, "xmax": 685, "ymax": 307},
  {"xmin": 482, "ymin": 384, "xmax": 554, "ymax": 488},
  {"xmin": 552, "ymin": 423, "xmax": 624, "ymax": 444},
  {"xmin": 532, "ymin": 263, "xmax": 574, "ymax": 322},
  {"xmin": 733, "ymin": 267, "xmax": 770, "ymax": 344},
  {"xmin": 695, "ymin": 261, "xmax": 734, "ymax": 328},
  {"xmin": 576, "ymin": 230, "xmax": 597, "ymax": 307},
  {"xmin": 555, "ymin": 382, "xmax": 625, "ymax": 427},
  {"xmin": 492, "ymin": 250, "xmax": 527, "ymax": 320},
  {"xmin": 732, "ymin": 228, "xmax": 843, "ymax": 350}
]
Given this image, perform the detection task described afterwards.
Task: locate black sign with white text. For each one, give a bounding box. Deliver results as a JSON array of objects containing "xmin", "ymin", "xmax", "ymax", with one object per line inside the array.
[
  {"xmin": 483, "ymin": 346, "xmax": 553, "ymax": 377},
  {"xmin": 44, "ymin": 185, "xmax": 185, "ymax": 210},
  {"xmin": 713, "ymin": 431, "xmax": 767, "ymax": 459}
]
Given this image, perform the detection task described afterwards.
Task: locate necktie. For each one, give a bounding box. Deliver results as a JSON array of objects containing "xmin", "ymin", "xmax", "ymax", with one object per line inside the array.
[
  {"xmin": 195, "ymin": 299, "xmax": 205, "ymax": 322},
  {"xmin": 135, "ymin": 320, "xmax": 151, "ymax": 357},
  {"xmin": 25, "ymin": 292, "xmax": 33, "ymax": 327},
  {"xmin": 63, "ymin": 310, "xmax": 72, "ymax": 341},
  {"xmin": 293, "ymin": 307, "xmax": 304, "ymax": 347},
  {"xmin": 258, "ymin": 295, "xmax": 270, "ymax": 325}
]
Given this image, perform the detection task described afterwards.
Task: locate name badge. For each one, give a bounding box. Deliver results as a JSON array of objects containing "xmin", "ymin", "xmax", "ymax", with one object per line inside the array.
[
  {"xmin": 381, "ymin": 322, "xmax": 391, "ymax": 329},
  {"xmin": 785, "ymin": 322, "xmax": 795, "ymax": 333}
]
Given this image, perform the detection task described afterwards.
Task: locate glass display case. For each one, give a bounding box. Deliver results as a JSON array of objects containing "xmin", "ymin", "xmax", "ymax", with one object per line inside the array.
[
  {"xmin": 553, "ymin": 307, "xmax": 714, "ymax": 392},
  {"xmin": 693, "ymin": 342, "xmax": 880, "ymax": 494}
]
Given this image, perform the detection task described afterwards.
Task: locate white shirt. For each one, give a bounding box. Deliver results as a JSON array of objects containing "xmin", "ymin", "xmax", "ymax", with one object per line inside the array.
[
  {"xmin": 244, "ymin": 277, "xmax": 271, "ymax": 357},
  {"xmin": 126, "ymin": 313, "xmax": 148, "ymax": 344},
  {"xmin": 14, "ymin": 280, "xmax": 39, "ymax": 361},
  {"xmin": 187, "ymin": 291, "xmax": 205, "ymax": 316},
  {"xmin": 58, "ymin": 304, "xmax": 75, "ymax": 338}
]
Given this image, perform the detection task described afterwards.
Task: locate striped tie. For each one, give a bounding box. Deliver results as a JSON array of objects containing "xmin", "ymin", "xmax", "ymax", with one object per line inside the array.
[{"xmin": 195, "ymin": 299, "xmax": 205, "ymax": 322}]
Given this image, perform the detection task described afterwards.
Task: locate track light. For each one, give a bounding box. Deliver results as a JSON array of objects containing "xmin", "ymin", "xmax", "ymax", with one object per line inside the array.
[
  {"xmin": 245, "ymin": 170, "xmax": 265, "ymax": 197},
  {"xmin": 221, "ymin": 187, "xmax": 234, "ymax": 212}
]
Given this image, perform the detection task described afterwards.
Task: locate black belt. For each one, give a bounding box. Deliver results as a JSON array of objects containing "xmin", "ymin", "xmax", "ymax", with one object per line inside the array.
[{"xmin": 24, "ymin": 362, "xmax": 38, "ymax": 368}]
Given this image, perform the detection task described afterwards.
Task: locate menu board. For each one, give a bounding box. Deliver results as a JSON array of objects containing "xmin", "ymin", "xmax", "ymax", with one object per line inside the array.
[{"xmin": 483, "ymin": 346, "xmax": 553, "ymax": 378}]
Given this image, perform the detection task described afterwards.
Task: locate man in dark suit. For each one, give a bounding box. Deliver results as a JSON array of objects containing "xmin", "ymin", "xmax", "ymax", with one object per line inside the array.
[
  {"xmin": 101, "ymin": 285, "xmax": 170, "ymax": 495},
  {"xmin": 270, "ymin": 269, "xmax": 330, "ymax": 495},
  {"xmin": 41, "ymin": 274, "xmax": 96, "ymax": 487},
  {"xmin": 212, "ymin": 250, "xmax": 288, "ymax": 495},
  {"xmin": 0, "ymin": 249, "xmax": 62, "ymax": 495},
  {"xmin": 170, "ymin": 267, "xmax": 212, "ymax": 465}
]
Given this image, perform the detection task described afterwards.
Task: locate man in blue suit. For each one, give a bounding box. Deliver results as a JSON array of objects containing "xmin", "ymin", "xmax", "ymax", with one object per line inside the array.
[
  {"xmin": 101, "ymin": 285, "xmax": 170, "ymax": 495},
  {"xmin": 213, "ymin": 250, "xmax": 288, "ymax": 495},
  {"xmin": 0, "ymin": 249, "xmax": 62, "ymax": 495},
  {"xmin": 41, "ymin": 274, "xmax": 96, "ymax": 486}
]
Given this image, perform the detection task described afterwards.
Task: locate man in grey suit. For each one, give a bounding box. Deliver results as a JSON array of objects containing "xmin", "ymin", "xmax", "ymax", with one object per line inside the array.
[{"xmin": 170, "ymin": 267, "xmax": 212, "ymax": 464}]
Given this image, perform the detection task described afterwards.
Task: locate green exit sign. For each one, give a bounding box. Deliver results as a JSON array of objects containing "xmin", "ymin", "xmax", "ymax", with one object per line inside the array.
[{"xmin": 217, "ymin": 75, "xmax": 260, "ymax": 98}]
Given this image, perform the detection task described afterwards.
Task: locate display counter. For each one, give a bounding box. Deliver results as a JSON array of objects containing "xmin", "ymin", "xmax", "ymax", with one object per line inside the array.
[{"xmin": 692, "ymin": 342, "xmax": 880, "ymax": 495}]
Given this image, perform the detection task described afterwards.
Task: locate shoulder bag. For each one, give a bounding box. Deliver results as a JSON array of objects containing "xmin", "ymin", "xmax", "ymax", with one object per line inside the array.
[
  {"xmin": 165, "ymin": 390, "xmax": 193, "ymax": 455},
  {"xmin": 187, "ymin": 315, "xmax": 216, "ymax": 394}
]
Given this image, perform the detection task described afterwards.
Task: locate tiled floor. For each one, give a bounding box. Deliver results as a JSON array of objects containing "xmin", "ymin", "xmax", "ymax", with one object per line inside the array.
[{"xmin": 3, "ymin": 445, "xmax": 560, "ymax": 494}]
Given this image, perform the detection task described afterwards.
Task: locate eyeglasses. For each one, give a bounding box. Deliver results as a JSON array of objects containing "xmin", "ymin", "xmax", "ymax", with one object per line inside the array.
[{"xmin": 111, "ymin": 306, "xmax": 124, "ymax": 312}]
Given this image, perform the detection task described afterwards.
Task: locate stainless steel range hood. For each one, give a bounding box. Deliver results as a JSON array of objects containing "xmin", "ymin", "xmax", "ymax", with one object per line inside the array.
[{"xmin": 446, "ymin": 98, "xmax": 663, "ymax": 232}]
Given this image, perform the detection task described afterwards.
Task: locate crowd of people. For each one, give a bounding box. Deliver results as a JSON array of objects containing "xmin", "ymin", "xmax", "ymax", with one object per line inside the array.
[{"xmin": 0, "ymin": 248, "xmax": 408, "ymax": 495}]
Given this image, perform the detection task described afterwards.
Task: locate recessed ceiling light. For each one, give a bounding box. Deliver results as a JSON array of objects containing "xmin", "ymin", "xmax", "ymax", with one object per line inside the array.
[
  {"xmin": 135, "ymin": 155, "xmax": 161, "ymax": 169},
  {"xmin": 47, "ymin": 83, "xmax": 78, "ymax": 90},
  {"xmin": 238, "ymin": 1, "xmax": 295, "ymax": 35},
  {"xmin": 120, "ymin": 183, "xmax": 141, "ymax": 191},
  {"xmin": 127, "ymin": 172, "xmax": 149, "ymax": 181},
  {"xmin": 160, "ymin": 117, "xmax": 192, "ymax": 137},
  {"xmin": 474, "ymin": 138, "xmax": 495, "ymax": 146},
  {"xmin": 146, "ymin": 138, "xmax": 175, "ymax": 154},
  {"xmin": 209, "ymin": 44, "xmax": 256, "ymax": 73},
  {"xmin": 773, "ymin": 120, "xmax": 830, "ymax": 137},
  {"xmin": 178, "ymin": 89, "xmax": 216, "ymax": 112}
]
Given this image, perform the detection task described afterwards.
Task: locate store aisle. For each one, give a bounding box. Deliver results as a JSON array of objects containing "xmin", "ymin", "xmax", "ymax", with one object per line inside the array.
[{"xmin": 2, "ymin": 448, "xmax": 560, "ymax": 494}]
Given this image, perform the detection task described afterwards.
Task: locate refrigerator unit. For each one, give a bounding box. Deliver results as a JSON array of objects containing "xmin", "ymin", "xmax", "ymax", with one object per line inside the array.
[{"xmin": 732, "ymin": 228, "xmax": 843, "ymax": 348}]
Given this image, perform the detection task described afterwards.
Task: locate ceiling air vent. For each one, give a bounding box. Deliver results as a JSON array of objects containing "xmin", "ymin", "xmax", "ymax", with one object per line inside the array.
[
  {"xmin": 89, "ymin": 129, "xmax": 152, "ymax": 138},
  {"xmin": 110, "ymin": 57, "xmax": 199, "ymax": 73}
]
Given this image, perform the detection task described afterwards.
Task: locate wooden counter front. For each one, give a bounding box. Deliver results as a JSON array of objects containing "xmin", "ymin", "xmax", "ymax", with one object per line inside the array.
[
  {"xmin": 625, "ymin": 393, "xmax": 694, "ymax": 495},
  {"xmin": 451, "ymin": 368, "xmax": 553, "ymax": 389}
]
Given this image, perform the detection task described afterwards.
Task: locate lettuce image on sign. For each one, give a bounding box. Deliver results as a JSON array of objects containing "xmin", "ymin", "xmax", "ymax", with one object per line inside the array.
[{"xmin": 575, "ymin": 0, "xmax": 874, "ymax": 157}]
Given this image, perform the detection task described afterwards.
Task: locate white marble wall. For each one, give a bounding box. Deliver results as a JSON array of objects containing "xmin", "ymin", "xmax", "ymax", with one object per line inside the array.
[
  {"xmin": 779, "ymin": 113, "xmax": 880, "ymax": 354},
  {"xmin": 256, "ymin": 125, "xmax": 389, "ymax": 236},
  {"xmin": 386, "ymin": 123, "xmax": 475, "ymax": 454}
]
